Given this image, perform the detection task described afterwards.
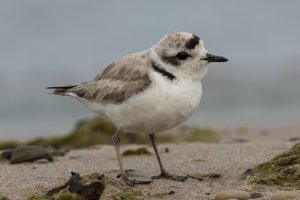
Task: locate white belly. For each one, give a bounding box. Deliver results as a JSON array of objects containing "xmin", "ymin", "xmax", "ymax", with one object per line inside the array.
[{"xmin": 85, "ymin": 72, "xmax": 202, "ymax": 133}]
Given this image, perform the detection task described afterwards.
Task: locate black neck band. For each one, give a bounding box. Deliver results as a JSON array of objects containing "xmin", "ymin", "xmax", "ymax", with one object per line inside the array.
[{"xmin": 151, "ymin": 62, "xmax": 176, "ymax": 81}]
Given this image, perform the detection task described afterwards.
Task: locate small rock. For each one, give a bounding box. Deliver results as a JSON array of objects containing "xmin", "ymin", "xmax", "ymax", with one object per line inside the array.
[
  {"xmin": 288, "ymin": 137, "xmax": 300, "ymax": 142},
  {"xmin": 250, "ymin": 192, "xmax": 262, "ymax": 199},
  {"xmin": 243, "ymin": 168, "xmax": 253, "ymax": 176},
  {"xmin": 1, "ymin": 149, "xmax": 13, "ymax": 160},
  {"xmin": 281, "ymin": 166, "xmax": 296, "ymax": 174},
  {"xmin": 46, "ymin": 171, "xmax": 105, "ymax": 200},
  {"xmin": 165, "ymin": 147, "xmax": 169, "ymax": 153},
  {"xmin": 33, "ymin": 158, "xmax": 50, "ymax": 164},
  {"xmin": 214, "ymin": 190, "xmax": 251, "ymax": 200},
  {"xmin": 10, "ymin": 146, "xmax": 53, "ymax": 164},
  {"xmin": 271, "ymin": 192, "xmax": 300, "ymax": 200},
  {"xmin": 240, "ymin": 168, "xmax": 253, "ymax": 180}
]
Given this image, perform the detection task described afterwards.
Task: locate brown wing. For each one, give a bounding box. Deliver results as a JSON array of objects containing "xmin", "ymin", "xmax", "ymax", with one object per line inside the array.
[{"xmin": 56, "ymin": 51, "xmax": 152, "ymax": 104}]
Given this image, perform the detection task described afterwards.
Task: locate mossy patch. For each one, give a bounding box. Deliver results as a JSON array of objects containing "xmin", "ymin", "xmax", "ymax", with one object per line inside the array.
[
  {"xmin": 28, "ymin": 172, "xmax": 106, "ymax": 200},
  {"xmin": 24, "ymin": 117, "xmax": 176, "ymax": 149},
  {"xmin": 0, "ymin": 196, "xmax": 10, "ymax": 200},
  {"xmin": 0, "ymin": 141, "xmax": 20, "ymax": 150},
  {"xmin": 250, "ymin": 142, "xmax": 300, "ymax": 188},
  {"xmin": 122, "ymin": 147, "xmax": 152, "ymax": 156},
  {"xmin": 27, "ymin": 117, "xmax": 116, "ymax": 148},
  {"xmin": 27, "ymin": 192, "xmax": 79, "ymax": 200},
  {"xmin": 80, "ymin": 172, "xmax": 111, "ymax": 185},
  {"xmin": 148, "ymin": 191, "xmax": 175, "ymax": 198},
  {"xmin": 111, "ymin": 188, "xmax": 175, "ymax": 200},
  {"xmin": 0, "ymin": 117, "xmax": 220, "ymax": 150},
  {"xmin": 112, "ymin": 188, "xmax": 144, "ymax": 200}
]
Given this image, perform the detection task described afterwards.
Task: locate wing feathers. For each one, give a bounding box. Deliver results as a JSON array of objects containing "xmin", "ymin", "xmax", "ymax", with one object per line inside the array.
[{"xmin": 47, "ymin": 51, "xmax": 152, "ymax": 104}]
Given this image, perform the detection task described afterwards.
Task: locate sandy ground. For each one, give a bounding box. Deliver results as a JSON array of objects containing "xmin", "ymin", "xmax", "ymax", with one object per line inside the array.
[{"xmin": 1, "ymin": 131, "xmax": 300, "ymax": 200}]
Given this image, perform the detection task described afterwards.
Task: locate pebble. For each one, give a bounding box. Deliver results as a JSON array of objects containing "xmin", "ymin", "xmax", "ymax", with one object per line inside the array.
[
  {"xmin": 1, "ymin": 149, "xmax": 13, "ymax": 160},
  {"xmin": 288, "ymin": 137, "xmax": 300, "ymax": 142},
  {"xmin": 214, "ymin": 190, "xmax": 251, "ymax": 200},
  {"xmin": 33, "ymin": 158, "xmax": 50, "ymax": 164},
  {"xmin": 250, "ymin": 192, "xmax": 262, "ymax": 199},
  {"xmin": 10, "ymin": 145, "xmax": 53, "ymax": 164},
  {"xmin": 271, "ymin": 192, "xmax": 300, "ymax": 200}
]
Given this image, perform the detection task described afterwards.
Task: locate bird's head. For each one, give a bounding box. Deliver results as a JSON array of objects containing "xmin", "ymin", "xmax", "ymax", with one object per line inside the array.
[{"xmin": 151, "ymin": 32, "xmax": 228, "ymax": 80}]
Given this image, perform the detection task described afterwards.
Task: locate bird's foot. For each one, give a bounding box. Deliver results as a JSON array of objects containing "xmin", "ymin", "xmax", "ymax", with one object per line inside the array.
[
  {"xmin": 117, "ymin": 169, "xmax": 153, "ymax": 186},
  {"xmin": 122, "ymin": 176, "xmax": 153, "ymax": 186},
  {"xmin": 152, "ymin": 170, "xmax": 188, "ymax": 182}
]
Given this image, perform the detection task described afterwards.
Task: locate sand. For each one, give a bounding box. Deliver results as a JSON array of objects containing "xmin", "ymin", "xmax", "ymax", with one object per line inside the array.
[{"xmin": 1, "ymin": 131, "xmax": 300, "ymax": 200}]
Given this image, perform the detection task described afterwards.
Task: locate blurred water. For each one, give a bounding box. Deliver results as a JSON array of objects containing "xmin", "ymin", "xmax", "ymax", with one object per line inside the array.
[{"xmin": 0, "ymin": 0, "xmax": 300, "ymax": 140}]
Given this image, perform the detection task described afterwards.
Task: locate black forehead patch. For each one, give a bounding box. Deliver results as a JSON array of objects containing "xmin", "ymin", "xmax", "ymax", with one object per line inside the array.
[{"xmin": 185, "ymin": 34, "xmax": 200, "ymax": 49}]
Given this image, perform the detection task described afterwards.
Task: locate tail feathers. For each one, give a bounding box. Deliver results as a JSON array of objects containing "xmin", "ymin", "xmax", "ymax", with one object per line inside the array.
[{"xmin": 46, "ymin": 85, "xmax": 78, "ymax": 95}]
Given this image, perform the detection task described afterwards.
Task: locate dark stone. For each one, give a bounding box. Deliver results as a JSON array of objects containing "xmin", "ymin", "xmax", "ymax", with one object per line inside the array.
[
  {"xmin": 10, "ymin": 146, "xmax": 53, "ymax": 164},
  {"xmin": 77, "ymin": 182, "xmax": 105, "ymax": 200},
  {"xmin": 68, "ymin": 172, "xmax": 82, "ymax": 193},
  {"xmin": 243, "ymin": 168, "xmax": 253, "ymax": 176},
  {"xmin": 289, "ymin": 137, "xmax": 300, "ymax": 142},
  {"xmin": 1, "ymin": 149, "xmax": 12, "ymax": 160},
  {"xmin": 250, "ymin": 192, "xmax": 263, "ymax": 199},
  {"xmin": 165, "ymin": 147, "xmax": 169, "ymax": 153},
  {"xmin": 46, "ymin": 171, "xmax": 105, "ymax": 200}
]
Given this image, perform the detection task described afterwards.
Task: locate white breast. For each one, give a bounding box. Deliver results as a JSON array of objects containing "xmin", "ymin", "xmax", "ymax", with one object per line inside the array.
[{"xmin": 91, "ymin": 71, "xmax": 202, "ymax": 133}]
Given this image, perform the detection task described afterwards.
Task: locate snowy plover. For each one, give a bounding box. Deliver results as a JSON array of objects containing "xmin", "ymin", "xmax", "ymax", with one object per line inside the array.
[{"xmin": 47, "ymin": 32, "xmax": 228, "ymax": 186}]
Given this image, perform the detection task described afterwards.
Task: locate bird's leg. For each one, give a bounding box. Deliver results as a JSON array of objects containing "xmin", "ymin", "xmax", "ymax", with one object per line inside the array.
[
  {"xmin": 149, "ymin": 133, "xmax": 188, "ymax": 182},
  {"xmin": 112, "ymin": 129, "xmax": 152, "ymax": 186}
]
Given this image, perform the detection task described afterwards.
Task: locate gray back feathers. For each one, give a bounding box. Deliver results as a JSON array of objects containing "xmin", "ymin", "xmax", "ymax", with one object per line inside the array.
[{"xmin": 48, "ymin": 51, "xmax": 152, "ymax": 104}]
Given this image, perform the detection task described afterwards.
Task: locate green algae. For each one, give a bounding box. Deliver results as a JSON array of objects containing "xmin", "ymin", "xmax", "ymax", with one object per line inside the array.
[
  {"xmin": 112, "ymin": 188, "xmax": 144, "ymax": 200},
  {"xmin": 27, "ymin": 172, "xmax": 106, "ymax": 200},
  {"xmin": 0, "ymin": 196, "xmax": 10, "ymax": 200},
  {"xmin": 0, "ymin": 141, "xmax": 20, "ymax": 150},
  {"xmin": 27, "ymin": 192, "xmax": 79, "ymax": 200},
  {"xmin": 250, "ymin": 142, "xmax": 300, "ymax": 188},
  {"xmin": 111, "ymin": 188, "xmax": 175, "ymax": 200},
  {"xmin": 0, "ymin": 116, "xmax": 220, "ymax": 150},
  {"xmin": 80, "ymin": 172, "xmax": 111, "ymax": 185}
]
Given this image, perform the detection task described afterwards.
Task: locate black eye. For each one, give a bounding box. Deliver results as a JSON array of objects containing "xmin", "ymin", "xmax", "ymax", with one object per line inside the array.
[{"xmin": 176, "ymin": 52, "xmax": 189, "ymax": 60}]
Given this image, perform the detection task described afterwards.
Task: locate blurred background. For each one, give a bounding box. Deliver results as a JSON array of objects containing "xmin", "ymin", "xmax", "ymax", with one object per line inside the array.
[{"xmin": 0, "ymin": 0, "xmax": 299, "ymax": 141}]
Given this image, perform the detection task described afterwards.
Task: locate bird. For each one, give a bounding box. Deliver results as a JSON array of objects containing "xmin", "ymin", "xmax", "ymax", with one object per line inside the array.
[{"xmin": 47, "ymin": 32, "xmax": 228, "ymax": 186}]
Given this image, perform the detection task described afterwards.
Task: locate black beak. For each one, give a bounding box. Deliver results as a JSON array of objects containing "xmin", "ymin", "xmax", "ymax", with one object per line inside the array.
[{"xmin": 202, "ymin": 53, "xmax": 228, "ymax": 62}]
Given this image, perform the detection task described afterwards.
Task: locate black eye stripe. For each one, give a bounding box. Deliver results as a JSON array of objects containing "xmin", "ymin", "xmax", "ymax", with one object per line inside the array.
[{"xmin": 176, "ymin": 52, "xmax": 189, "ymax": 60}]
